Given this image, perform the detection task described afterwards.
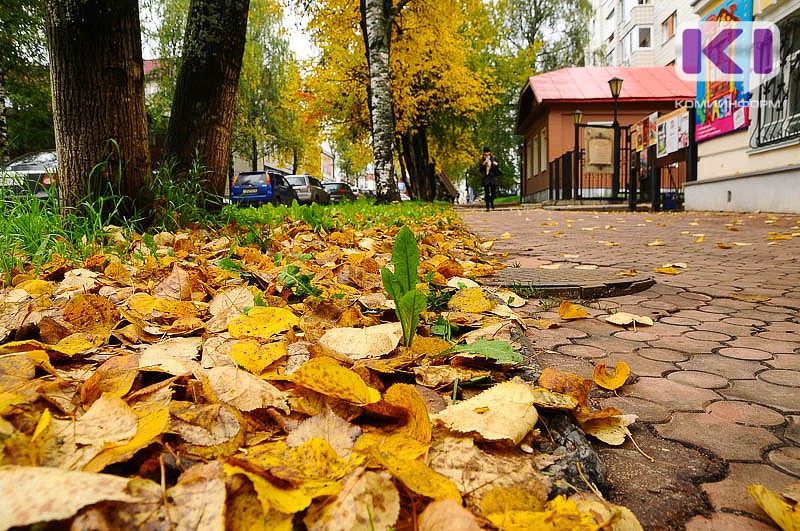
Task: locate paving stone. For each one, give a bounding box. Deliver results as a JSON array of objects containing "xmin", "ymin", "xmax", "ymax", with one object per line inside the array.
[
  {"xmin": 700, "ymin": 304, "xmax": 739, "ymax": 315},
  {"xmin": 696, "ymin": 320, "xmax": 759, "ymax": 338},
  {"xmin": 667, "ymin": 370, "xmax": 729, "ymax": 389},
  {"xmin": 573, "ymin": 335, "xmax": 644, "ymax": 353},
  {"xmin": 536, "ymin": 351, "xmax": 596, "ymax": 379},
  {"xmin": 613, "ymin": 330, "xmax": 661, "ymax": 342},
  {"xmin": 722, "ymin": 380, "xmax": 800, "ymax": 412},
  {"xmin": 769, "ymin": 322, "xmax": 800, "ymax": 333},
  {"xmin": 768, "ymin": 354, "xmax": 800, "ymax": 371},
  {"xmin": 767, "ymin": 446, "xmax": 800, "ymax": 477},
  {"xmin": 787, "ymin": 416, "xmax": 800, "ymax": 445},
  {"xmin": 757, "ymin": 369, "xmax": 800, "ymax": 387},
  {"xmin": 657, "ymin": 413, "xmax": 782, "ymax": 461},
  {"xmin": 677, "ymin": 355, "xmax": 764, "ymax": 380},
  {"xmin": 723, "ymin": 316, "xmax": 768, "ymax": 327},
  {"xmin": 718, "ymin": 347, "xmax": 773, "ymax": 361},
  {"xmin": 727, "ymin": 336, "xmax": 797, "ymax": 354},
  {"xmin": 556, "ymin": 344, "xmax": 607, "ymax": 359},
  {"xmin": 599, "ymin": 395, "xmax": 671, "ymax": 423},
  {"xmin": 661, "ymin": 316, "xmax": 702, "ymax": 326},
  {"xmin": 706, "ymin": 401, "xmax": 786, "ymax": 427},
  {"xmin": 560, "ymin": 317, "xmax": 619, "ymax": 335},
  {"xmin": 757, "ymin": 331, "xmax": 800, "ymax": 343},
  {"xmin": 635, "ymin": 347, "xmax": 689, "ymax": 363},
  {"xmin": 625, "ymin": 378, "xmax": 721, "ymax": 411},
  {"xmin": 649, "ymin": 336, "xmax": 723, "ymax": 354},
  {"xmin": 671, "ymin": 309, "xmax": 721, "ymax": 322},
  {"xmin": 685, "ymin": 330, "xmax": 734, "ymax": 342},
  {"xmin": 734, "ymin": 309, "xmax": 795, "ymax": 322},
  {"xmin": 684, "ymin": 513, "xmax": 777, "ymax": 531},
  {"xmin": 678, "ymin": 292, "xmax": 714, "ymax": 302},
  {"xmin": 640, "ymin": 299, "xmax": 679, "ymax": 312},
  {"xmin": 607, "ymin": 352, "xmax": 676, "ymax": 378},
  {"xmin": 702, "ymin": 463, "xmax": 798, "ymax": 521},
  {"xmin": 649, "ymin": 323, "xmax": 694, "ymax": 336}
]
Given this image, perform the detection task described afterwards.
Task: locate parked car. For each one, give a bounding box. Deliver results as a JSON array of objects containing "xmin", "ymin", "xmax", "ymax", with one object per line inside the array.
[
  {"xmin": 323, "ymin": 182, "xmax": 357, "ymax": 203},
  {"xmin": 230, "ymin": 171, "xmax": 298, "ymax": 206},
  {"xmin": 358, "ymin": 187, "xmax": 376, "ymax": 199},
  {"xmin": 285, "ymin": 174, "xmax": 330, "ymax": 205},
  {"xmin": 0, "ymin": 150, "xmax": 58, "ymax": 200}
]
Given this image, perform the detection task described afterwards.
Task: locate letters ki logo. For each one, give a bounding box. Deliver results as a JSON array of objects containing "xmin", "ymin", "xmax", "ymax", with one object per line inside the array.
[{"xmin": 676, "ymin": 20, "xmax": 780, "ymax": 91}]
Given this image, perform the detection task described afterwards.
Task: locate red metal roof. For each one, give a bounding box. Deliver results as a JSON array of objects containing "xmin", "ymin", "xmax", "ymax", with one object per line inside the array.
[
  {"xmin": 143, "ymin": 59, "xmax": 162, "ymax": 76},
  {"xmin": 526, "ymin": 66, "xmax": 696, "ymax": 103}
]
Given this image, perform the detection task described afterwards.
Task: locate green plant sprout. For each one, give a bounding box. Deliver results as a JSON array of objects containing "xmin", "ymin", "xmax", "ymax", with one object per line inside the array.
[{"xmin": 381, "ymin": 226, "xmax": 426, "ymax": 348}]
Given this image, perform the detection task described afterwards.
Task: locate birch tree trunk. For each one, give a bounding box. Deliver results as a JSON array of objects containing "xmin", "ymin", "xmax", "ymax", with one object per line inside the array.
[
  {"xmin": 164, "ymin": 0, "xmax": 249, "ymax": 199},
  {"xmin": 44, "ymin": 0, "xmax": 151, "ymax": 216},
  {"xmin": 0, "ymin": 69, "xmax": 7, "ymax": 164},
  {"xmin": 360, "ymin": 0, "xmax": 400, "ymax": 203}
]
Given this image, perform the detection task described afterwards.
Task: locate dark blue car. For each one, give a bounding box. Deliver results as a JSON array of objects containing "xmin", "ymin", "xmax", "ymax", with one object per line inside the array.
[{"xmin": 230, "ymin": 171, "xmax": 298, "ymax": 206}]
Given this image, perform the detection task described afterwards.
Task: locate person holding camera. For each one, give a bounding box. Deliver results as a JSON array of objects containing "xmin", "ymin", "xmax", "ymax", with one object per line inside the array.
[{"xmin": 480, "ymin": 146, "xmax": 500, "ymax": 211}]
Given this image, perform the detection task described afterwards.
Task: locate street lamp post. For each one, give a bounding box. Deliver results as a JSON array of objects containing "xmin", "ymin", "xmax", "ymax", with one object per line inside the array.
[
  {"xmin": 608, "ymin": 77, "xmax": 623, "ymax": 199},
  {"xmin": 572, "ymin": 109, "xmax": 583, "ymax": 201}
]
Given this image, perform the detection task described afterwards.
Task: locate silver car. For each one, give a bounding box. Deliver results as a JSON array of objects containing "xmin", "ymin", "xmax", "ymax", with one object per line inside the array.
[
  {"xmin": 285, "ymin": 174, "xmax": 330, "ymax": 205},
  {"xmin": 0, "ymin": 150, "xmax": 58, "ymax": 200}
]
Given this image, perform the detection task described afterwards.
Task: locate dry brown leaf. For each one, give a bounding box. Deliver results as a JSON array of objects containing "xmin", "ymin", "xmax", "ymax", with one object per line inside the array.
[
  {"xmin": 75, "ymin": 393, "xmax": 137, "ymax": 446},
  {"xmin": 209, "ymin": 286, "xmax": 254, "ymax": 316},
  {"xmin": 419, "ymin": 499, "xmax": 481, "ymax": 531},
  {"xmin": 170, "ymin": 401, "xmax": 244, "ymax": 458},
  {"xmin": 81, "ymin": 354, "xmax": 140, "ymax": 405},
  {"xmin": 433, "ymin": 382, "xmax": 538, "ymax": 446},
  {"xmin": 286, "ymin": 408, "xmax": 362, "ymax": 458},
  {"xmin": 413, "ymin": 365, "xmax": 492, "ymax": 388},
  {"xmin": 201, "ymin": 366, "xmax": 289, "ymax": 412},
  {"xmin": 427, "ymin": 436, "xmax": 550, "ymax": 511},
  {"xmin": 138, "ymin": 337, "xmax": 202, "ymax": 375},
  {"xmin": 153, "ymin": 263, "xmax": 192, "ymax": 301},
  {"xmin": 0, "ymin": 466, "xmax": 142, "ymax": 528},
  {"xmin": 318, "ymin": 322, "xmax": 402, "ymax": 360},
  {"xmin": 729, "ymin": 293, "xmax": 771, "ymax": 302},
  {"xmin": 605, "ymin": 312, "xmax": 654, "ymax": 327},
  {"xmin": 303, "ymin": 468, "xmax": 399, "ymax": 531},
  {"xmin": 580, "ymin": 413, "xmax": 637, "ymax": 445},
  {"xmin": 538, "ymin": 367, "xmax": 593, "ymax": 407}
]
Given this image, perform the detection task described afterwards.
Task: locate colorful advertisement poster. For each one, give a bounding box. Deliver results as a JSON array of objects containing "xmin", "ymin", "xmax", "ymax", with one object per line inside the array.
[
  {"xmin": 657, "ymin": 108, "xmax": 690, "ymax": 158},
  {"xmin": 648, "ymin": 112, "xmax": 658, "ymax": 146},
  {"xmin": 695, "ymin": 0, "xmax": 754, "ymax": 142},
  {"xmin": 631, "ymin": 122, "xmax": 643, "ymax": 152}
]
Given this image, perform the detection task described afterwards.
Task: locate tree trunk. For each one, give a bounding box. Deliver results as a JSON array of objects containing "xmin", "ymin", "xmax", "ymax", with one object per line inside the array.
[
  {"xmin": 251, "ymin": 137, "xmax": 258, "ymax": 171},
  {"xmin": 43, "ymin": 0, "xmax": 151, "ymax": 216},
  {"xmin": 0, "ymin": 68, "xmax": 7, "ymax": 164},
  {"xmin": 400, "ymin": 129, "xmax": 436, "ymax": 201},
  {"xmin": 360, "ymin": 0, "xmax": 400, "ymax": 203},
  {"xmin": 164, "ymin": 0, "xmax": 249, "ymax": 198}
]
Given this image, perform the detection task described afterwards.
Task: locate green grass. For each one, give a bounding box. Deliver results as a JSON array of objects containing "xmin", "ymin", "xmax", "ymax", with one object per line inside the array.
[
  {"xmin": 494, "ymin": 194, "xmax": 520, "ymax": 204},
  {"xmin": 0, "ymin": 172, "xmax": 458, "ymax": 286}
]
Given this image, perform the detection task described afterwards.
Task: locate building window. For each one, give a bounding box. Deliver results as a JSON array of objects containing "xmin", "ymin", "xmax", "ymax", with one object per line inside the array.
[
  {"xmin": 637, "ymin": 26, "xmax": 652, "ymax": 48},
  {"xmin": 662, "ymin": 12, "xmax": 676, "ymax": 44},
  {"xmin": 751, "ymin": 16, "xmax": 800, "ymax": 148},
  {"xmin": 539, "ymin": 129, "xmax": 547, "ymax": 174}
]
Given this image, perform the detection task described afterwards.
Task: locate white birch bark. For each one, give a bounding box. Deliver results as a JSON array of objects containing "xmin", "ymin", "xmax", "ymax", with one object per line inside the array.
[{"xmin": 361, "ymin": 0, "xmax": 400, "ymax": 202}]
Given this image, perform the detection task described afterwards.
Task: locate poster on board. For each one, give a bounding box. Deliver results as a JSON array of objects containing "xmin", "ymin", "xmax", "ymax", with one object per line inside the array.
[
  {"xmin": 584, "ymin": 126, "xmax": 614, "ymax": 173},
  {"xmin": 695, "ymin": 0, "xmax": 753, "ymax": 142}
]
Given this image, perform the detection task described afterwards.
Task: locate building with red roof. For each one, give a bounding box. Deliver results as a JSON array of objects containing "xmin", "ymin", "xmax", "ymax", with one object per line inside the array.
[{"xmin": 516, "ymin": 66, "xmax": 695, "ymax": 202}]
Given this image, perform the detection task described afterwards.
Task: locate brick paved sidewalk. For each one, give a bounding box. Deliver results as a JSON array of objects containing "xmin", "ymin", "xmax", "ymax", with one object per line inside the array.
[{"xmin": 459, "ymin": 207, "xmax": 800, "ymax": 530}]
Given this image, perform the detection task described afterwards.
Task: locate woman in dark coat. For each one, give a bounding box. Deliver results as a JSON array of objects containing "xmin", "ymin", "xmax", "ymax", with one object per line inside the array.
[{"xmin": 480, "ymin": 146, "xmax": 500, "ymax": 211}]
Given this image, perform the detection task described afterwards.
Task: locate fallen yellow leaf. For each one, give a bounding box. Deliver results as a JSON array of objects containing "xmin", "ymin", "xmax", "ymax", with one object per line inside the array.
[
  {"xmin": 593, "ymin": 362, "xmax": 631, "ymax": 390},
  {"xmin": 228, "ymin": 307, "xmax": 299, "ymax": 340},
  {"xmin": 558, "ymin": 300, "xmax": 588, "ymax": 320},
  {"xmin": 654, "ymin": 267, "xmax": 682, "ymax": 275},
  {"xmin": 292, "ymin": 357, "xmax": 381, "ymax": 406},
  {"xmin": 747, "ymin": 484, "xmax": 800, "ymax": 531}
]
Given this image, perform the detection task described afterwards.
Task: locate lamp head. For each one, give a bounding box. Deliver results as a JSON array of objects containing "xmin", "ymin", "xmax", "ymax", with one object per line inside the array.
[
  {"xmin": 572, "ymin": 109, "xmax": 584, "ymax": 125},
  {"xmin": 608, "ymin": 77, "xmax": 623, "ymax": 99}
]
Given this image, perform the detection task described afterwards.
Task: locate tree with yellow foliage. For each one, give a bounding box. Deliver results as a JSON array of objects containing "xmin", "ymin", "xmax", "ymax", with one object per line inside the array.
[{"xmin": 304, "ymin": 0, "xmax": 497, "ymax": 201}]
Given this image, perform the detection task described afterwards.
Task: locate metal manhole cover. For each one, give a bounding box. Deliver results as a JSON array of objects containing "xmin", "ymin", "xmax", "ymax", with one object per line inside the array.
[{"xmin": 482, "ymin": 267, "xmax": 655, "ymax": 299}]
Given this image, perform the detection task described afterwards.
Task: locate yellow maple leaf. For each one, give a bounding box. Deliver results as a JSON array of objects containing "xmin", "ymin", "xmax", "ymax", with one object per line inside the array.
[
  {"xmin": 383, "ymin": 384, "xmax": 431, "ymax": 444},
  {"xmin": 230, "ymin": 340, "xmax": 287, "ymax": 375},
  {"xmin": 654, "ymin": 266, "xmax": 682, "ymax": 275},
  {"xmin": 292, "ymin": 357, "xmax": 380, "ymax": 406},
  {"xmin": 748, "ymin": 484, "xmax": 800, "ymax": 531},
  {"xmin": 378, "ymin": 451, "xmax": 461, "ymax": 501},
  {"xmin": 593, "ymin": 362, "xmax": 631, "ymax": 390},
  {"xmin": 228, "ymin": 307, "xmax": 299, "ymax": 340},
  {"xmin": 447, "ymin": 287, "xmax": 495, "ymax": 313},
  {"xmin": 558, "ymin": 300, "xmax": 588, "ymax": 320}
]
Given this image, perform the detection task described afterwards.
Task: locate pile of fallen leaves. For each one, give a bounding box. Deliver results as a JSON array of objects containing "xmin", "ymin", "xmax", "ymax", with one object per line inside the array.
[{"xmin": 0, "ymin": 214, "xmax": 642, "ymax": 530}]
